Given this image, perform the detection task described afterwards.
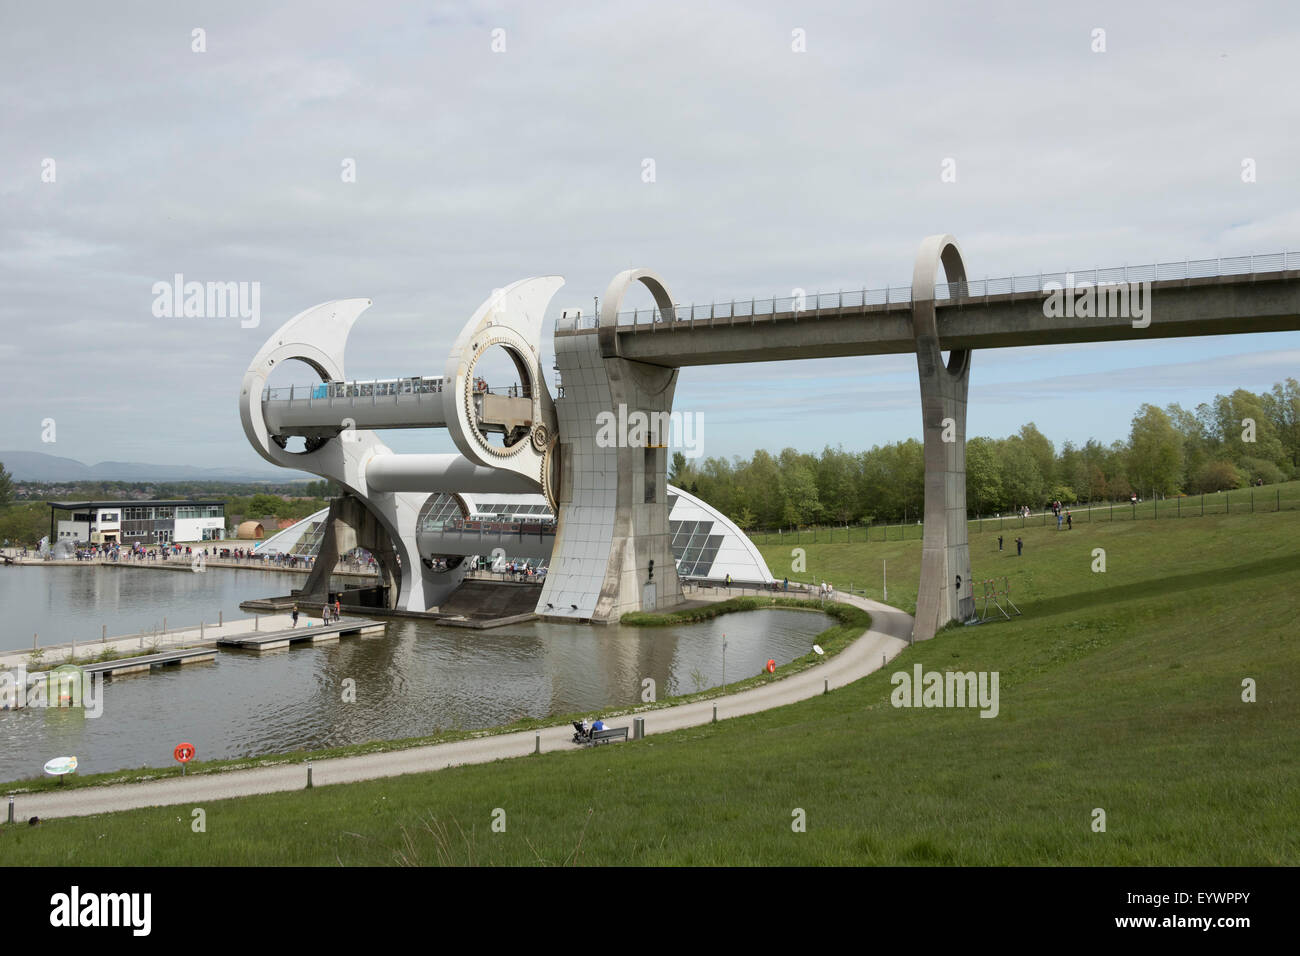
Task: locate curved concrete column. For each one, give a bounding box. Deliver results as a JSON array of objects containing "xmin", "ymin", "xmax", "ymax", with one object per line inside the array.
[{"xmin": 910, "ymin": 235, "xmax": 975, "ymax": 640}]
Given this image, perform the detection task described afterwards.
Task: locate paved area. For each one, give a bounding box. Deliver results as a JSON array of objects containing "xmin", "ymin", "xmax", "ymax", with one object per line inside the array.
[{"xmin": 11, "ymin": 594, "xmax": 912, "ymax": 821}]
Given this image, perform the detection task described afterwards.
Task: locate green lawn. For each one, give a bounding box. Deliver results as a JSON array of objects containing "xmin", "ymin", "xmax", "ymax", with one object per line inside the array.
[{"xmin": 4, "ymin": 507, "xmax": 1297, "ymax": 865}]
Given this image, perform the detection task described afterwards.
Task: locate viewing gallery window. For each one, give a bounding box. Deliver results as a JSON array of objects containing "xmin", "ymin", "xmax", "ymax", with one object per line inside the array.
[{"xmin": 644, "ymin": 448, "xmax": 657, "ymax": 503}]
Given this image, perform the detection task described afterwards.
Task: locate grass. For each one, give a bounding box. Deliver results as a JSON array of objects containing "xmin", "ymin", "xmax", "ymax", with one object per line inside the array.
[
  {"xmin": 3, "ymin": 505, "xmax": 1297, "ymax": 865},
  {"xmin": 756, "ymin": 479, "xmax": 1300, "ymax": 617}
]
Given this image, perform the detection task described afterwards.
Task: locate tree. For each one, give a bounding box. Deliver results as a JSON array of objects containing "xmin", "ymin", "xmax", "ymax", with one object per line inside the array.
[
  {"xmin": 816, "ymin": 446, "xmax": 859, "ymax": 524},
  {"xmin": 0, "ymin": 461, "xmax": 13, "ymax": 509},
  {"xmin": 1263, "ymin": 378, "xmax": 1300, "ymax": 471},
  {"xmin": 668, "ymin": 451, "xmax": 689, "ymax": 484},
  {"xmin": 732, "ymin": 506, "xmax": 757, "ymax": 531},
  {"xmin": 778, "ymin": 448, "xmax": 821, "ymax": 527},
  {"xmin": 248, "ymin": 493, "xmax": 283, "ymax": 517},
  {"xmin": 965, "ymin": 437, "xmax": 1003, "ymax": 513},
  {"xmin": 1166, "ymin": 403, "xmax": 1211, "ymax": 491},
  {"xmin": 1018, "ymin": 423, "xmax": 1056, "ymax": 490},
  {"xmin": 1127, "ymin": 404, "xmax": 1183, "ymax": 497},
  {"xmin": 998, "ymin": 437, "xmax": 1046, "ymax": 509}
]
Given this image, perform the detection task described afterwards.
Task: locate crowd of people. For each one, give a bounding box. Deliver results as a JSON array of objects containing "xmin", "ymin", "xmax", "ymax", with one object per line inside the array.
[
  {"xmin": 467, "ymin": 555, "xmax": 546, "ymax": 580},
  {"xmin": 1050, "ymin": 499, "xmax": 1073, "ymax": 531},
  {"xmin": 56, "ymin": 543, "xmax": 322, "ymax": 567}
]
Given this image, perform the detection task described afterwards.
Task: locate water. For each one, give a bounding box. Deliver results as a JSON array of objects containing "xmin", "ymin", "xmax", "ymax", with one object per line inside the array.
[
  {"xmin": 0, "ymin": 564, "xmax": 320, "ymax": 652},
  {"xmin": 0, "ymin": 566, "xmax": 830, "ymax": 780}
]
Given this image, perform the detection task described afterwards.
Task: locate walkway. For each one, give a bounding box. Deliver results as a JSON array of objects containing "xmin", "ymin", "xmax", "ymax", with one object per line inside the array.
[{"xmin": 10, "ymin": 593, "xmax": 912, "ymax": 821}]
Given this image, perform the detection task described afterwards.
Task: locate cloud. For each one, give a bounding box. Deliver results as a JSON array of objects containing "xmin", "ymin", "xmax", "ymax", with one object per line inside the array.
[{"xmin": 2, "ymin": 1, "xmax": 1298, "ymax": 466}]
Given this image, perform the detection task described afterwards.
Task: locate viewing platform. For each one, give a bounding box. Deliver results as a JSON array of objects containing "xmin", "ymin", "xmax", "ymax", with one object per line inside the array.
[{"xmin": 216, "ymin": 617, "xmax": 386, "ymax": 651}]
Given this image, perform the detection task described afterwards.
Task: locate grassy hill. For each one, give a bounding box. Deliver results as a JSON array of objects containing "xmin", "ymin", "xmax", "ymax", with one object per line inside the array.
[{"xmin": 4, "ymin": 500, "xmax": 1297, "ymax": 865}]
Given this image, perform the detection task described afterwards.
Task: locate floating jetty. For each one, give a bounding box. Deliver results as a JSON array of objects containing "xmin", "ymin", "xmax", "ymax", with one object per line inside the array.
[
  {"xmin": 216, "ymin": 616, "xmax": 386, "ymax": 652},
  {"xmin": 79, "ymin": 647, "xmax": 216, "ymax": 677}
]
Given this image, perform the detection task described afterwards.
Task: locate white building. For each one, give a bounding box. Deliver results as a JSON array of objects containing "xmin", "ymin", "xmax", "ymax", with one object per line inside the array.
[
  {"xmin": 50, "ymin": 500, "xmax": 226, "ymax": 545},
  {"xmin": 257, "ymin": 485, "xmax": 773, "ymax": 585}
]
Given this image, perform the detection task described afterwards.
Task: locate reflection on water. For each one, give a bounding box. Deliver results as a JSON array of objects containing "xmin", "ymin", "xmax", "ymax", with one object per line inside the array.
[
  {"xmin": 0, "ymin": 565, "xmax": 354, "ymax": 652},
  {"xmin": 0, "ymin": 567, "xmax": 829, "ymax": 779}
]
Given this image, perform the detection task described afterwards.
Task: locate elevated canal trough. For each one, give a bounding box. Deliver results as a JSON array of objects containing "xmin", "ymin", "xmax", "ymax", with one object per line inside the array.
[{"xmin": 216, "ymin": 616, "xmax": 386, "ymax": 652}]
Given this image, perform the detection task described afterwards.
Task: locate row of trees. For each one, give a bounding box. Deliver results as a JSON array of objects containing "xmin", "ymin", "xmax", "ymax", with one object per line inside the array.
[
  {"xmin": 670, "ymin": 380, "xmax": 1300, "ymax": 529},
  {"xmin": 10, "ymin": 478, "xmax": 337, "ymax": 503}
]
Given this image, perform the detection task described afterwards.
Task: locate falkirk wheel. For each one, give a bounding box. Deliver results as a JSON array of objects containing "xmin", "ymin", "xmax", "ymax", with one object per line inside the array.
[{"xmin": 239, "ymin": 270, "xmax": 686, "ymax": 624}]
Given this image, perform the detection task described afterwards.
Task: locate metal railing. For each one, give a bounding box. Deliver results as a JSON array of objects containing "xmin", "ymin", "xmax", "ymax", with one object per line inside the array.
[
  {"xmin": 262, "ymin": 376, "xmax": 447, "ymax": 402},
  {"xmin": 423, "ymin": 516, "xmax": 557, "ymax": 536},
  {"xmin": 261, "ymin": 377, "xmax": 534, "ymax": 403},
  {"xmin": 574, "ymin": 249, "xmax": 1299, "ymax": 330}
]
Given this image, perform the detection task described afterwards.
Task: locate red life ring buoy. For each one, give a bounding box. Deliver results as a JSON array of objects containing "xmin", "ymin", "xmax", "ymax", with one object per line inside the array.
[{"xmin": 766, "ymin": 659, "xmax": 776, "ymax": 674}]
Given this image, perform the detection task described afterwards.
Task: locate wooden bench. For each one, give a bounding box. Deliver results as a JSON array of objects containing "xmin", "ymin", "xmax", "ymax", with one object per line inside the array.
[{"xmin": 585, "ymin": 726, "xmax": 628, "ymax": 747}]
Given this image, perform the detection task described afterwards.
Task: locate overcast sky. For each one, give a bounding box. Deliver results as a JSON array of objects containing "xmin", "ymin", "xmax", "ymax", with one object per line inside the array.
[{"xmin": 2, "ymin": 1, "xmax": 1298, "ymax": 474}]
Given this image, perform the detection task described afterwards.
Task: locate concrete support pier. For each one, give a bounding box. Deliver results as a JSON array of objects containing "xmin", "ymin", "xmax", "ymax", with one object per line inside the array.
[
  {"xmin": 911, "ymin": 235, "xmax": 976, "ymax": 640},
  {"xmin": 539, "ymin": 269, "xmax": 683, "ymax": 622}
]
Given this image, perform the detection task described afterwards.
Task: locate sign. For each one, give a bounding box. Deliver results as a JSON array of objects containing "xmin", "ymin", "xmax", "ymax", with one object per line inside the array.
[
  {"xmin": 44, "ymin": 756, "xmax": 78, "ymax": 776},
  {"xmin": 173, "ymin": 742, "xmax": 195, "ymax": 764}
]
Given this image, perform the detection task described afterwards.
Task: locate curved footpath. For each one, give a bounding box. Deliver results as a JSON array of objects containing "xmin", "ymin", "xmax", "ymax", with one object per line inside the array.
[{"xmin": 14, "ymin": 594, "xmax": 913, "ymax": 821}]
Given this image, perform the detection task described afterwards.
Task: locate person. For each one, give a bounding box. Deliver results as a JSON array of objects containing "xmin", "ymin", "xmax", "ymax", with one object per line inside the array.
[
  {"xmin": 998, "ymin": 535, "xmax": 1003, "ymax": 551},
  {"xmin": 1057, "ymin": 511, "xmax": 1063, "ymax": 530},
  {"xmin": 335, "ymin": 597, "xmax": 341, "ymax": 621},
  {"xmin": 291, "ymin": 603, "xmax": 299, "ymax": 628},
  {"xmin": 725, "ymin": 573, "xmax": 732, "ymax": 587},
  {"xmin": 1016, "ymin": 537, "xmax": 1023, "ymax": 556},
  {"xmin": 783, "ymin": 576, "xmax": 788, "ymax": 591},
  {"xmin": 591, "ymin": 717, "xmax": 605, "ymax": 733},
  {"xmin": 1066, "ymin": 511, "xmax": 1073, "ymax": 530}
]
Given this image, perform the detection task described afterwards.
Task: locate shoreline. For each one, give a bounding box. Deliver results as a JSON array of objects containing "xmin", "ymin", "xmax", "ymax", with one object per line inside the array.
[{"xmin": 1, "ymin": 595, "xmax": 901, "ymax": 809}]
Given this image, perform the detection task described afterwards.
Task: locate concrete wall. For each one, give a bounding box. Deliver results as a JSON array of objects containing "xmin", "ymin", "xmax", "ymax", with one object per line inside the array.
[{"xmin": 538, "ymin": 331, "xmax": 681, "ymax": 621}]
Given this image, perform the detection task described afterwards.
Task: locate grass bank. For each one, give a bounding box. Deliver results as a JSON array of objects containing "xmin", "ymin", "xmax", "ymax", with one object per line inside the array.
[{"xmin": 5, "ymin": 510, "xmax": 1297, "ymax": 865}]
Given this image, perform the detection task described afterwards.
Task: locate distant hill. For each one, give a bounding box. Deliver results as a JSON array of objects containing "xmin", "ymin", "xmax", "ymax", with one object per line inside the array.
[{"xmin": 0, "ymin": 450, "xmax": 306, "ymax": 483}]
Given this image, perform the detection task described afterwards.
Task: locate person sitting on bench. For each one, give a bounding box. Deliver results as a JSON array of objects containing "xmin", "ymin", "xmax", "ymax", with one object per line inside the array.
[{"xmin": 590, "ymin": 717, "xmax": 605, "ymax": 733}]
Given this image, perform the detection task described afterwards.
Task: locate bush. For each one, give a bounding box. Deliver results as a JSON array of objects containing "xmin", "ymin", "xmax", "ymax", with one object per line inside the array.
[
  {"xmin": 1048, "ymin": 485, "xmax": 1077, "ymax": 505},
  {"xmin": 1238, "ymin": 457, "xmax": 1286, "ymax": 487},
  {"xmin": 1190, "ymin": 461, "xmax": 1245, "ymax": 494}
]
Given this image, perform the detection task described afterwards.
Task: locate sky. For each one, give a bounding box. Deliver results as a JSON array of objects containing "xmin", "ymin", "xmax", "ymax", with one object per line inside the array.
[{"xmin": 2, "ymin": 0, "xmax": 1298, "ymax": 474}]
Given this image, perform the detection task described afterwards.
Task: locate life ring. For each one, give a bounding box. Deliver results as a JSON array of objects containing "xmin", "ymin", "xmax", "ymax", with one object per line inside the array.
[{"xmin": 766, "ymin": 659, "xmax": 776, "ymax": 674}]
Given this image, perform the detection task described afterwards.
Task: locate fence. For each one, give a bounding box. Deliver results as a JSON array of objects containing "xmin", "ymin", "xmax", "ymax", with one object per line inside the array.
[{"xmin": 750, "ymin": 488, "xmax": 1293, "ymax": 545}]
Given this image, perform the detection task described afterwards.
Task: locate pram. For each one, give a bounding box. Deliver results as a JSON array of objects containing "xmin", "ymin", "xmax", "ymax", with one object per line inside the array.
[{"xmin": 571, "ymin": 720, "xmax": 592, "ymax": 745}]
